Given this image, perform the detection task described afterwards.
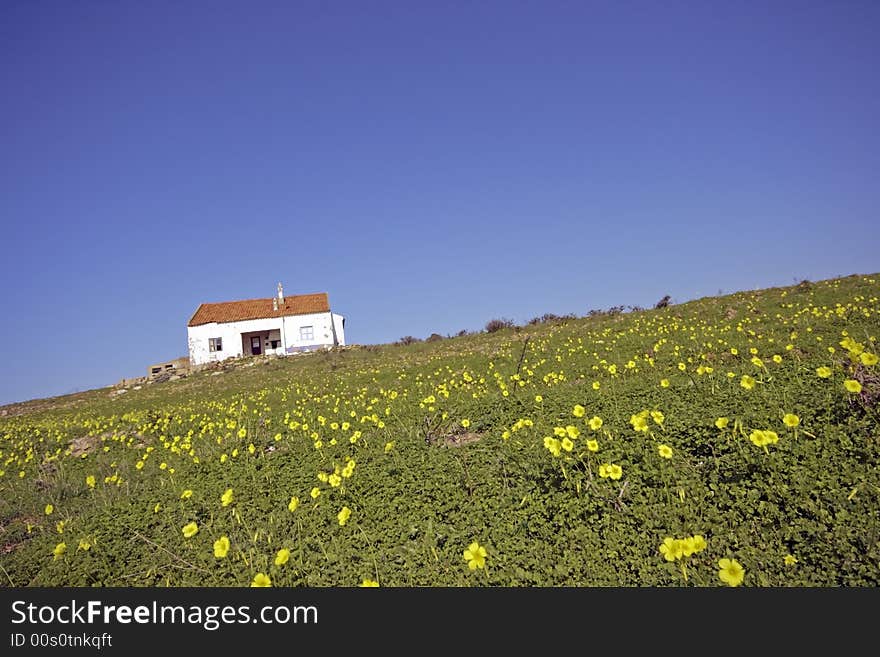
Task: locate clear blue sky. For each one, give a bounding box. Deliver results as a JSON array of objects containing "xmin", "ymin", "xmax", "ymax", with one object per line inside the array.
[{"xmin": 1, "ymin": 1, "xmax": 878, "ymax": 405}]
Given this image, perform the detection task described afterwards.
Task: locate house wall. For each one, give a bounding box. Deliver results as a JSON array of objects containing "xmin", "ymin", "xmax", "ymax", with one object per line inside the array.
[
  {"xmin": 147, "ymin": 356, "xmax": 191, "ymax": 378},
  {"xmin": 188, "ymin": 317, "xmax": 281, "ymax": 366},
  {"xmin": 280, "ymin": 311, "xmax": 344, "ymax": 353},
  {"xmin": 188, "ymin": 312, "xmax": 346, "ymax": 365},
  {"xmin": 332, "ymin": 313, "xmax": 346, "ymax": 346}
]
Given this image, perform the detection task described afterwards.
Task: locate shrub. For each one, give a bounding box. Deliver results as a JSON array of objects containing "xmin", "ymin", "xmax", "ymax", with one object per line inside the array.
[{"xmin": 485, "ymin": 318, "xmax": 515, "ymax": 333}]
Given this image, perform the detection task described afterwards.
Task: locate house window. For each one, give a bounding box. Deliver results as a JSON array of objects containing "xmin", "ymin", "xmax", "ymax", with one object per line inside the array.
[
  {"xmin": 270, "ymin": 340, "xmax": 280, "ymax": 349},
  {"xmin": 209, "ymin": 337, "xmax": 223, "ymax": 352},
  {"xmin": 299, "ymin": 326, "xmax": 314, "ymax": 341}
]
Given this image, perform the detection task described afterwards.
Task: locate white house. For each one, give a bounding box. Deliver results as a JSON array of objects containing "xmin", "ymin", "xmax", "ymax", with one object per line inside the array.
[{"xmin": 187, "ymin": 283, "xmax": 345, "ymax": 366}]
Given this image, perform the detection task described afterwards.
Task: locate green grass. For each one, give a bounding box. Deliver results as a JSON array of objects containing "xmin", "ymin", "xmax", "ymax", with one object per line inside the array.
[{"xmin": 1, "ymin": 273, "xmax": 879, "ymax": 587}]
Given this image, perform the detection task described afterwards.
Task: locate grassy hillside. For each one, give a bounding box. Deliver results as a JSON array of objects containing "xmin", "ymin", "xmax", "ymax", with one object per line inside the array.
[{"xmin": 1, "ymin": 274, "xmax": 878, "ymax": 587}]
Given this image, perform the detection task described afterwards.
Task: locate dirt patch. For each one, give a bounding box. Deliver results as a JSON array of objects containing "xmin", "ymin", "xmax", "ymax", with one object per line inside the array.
[
  {"xmin": 0, "ymin": 514, "xmax": 40, "ymax": 556},
  {"xmin": 427, "ymin": 431, "xmax": 484, "ymax": 448},
  {"xmin": 69, "ymin": 434, "xmax": 101, "ymax": 457}
]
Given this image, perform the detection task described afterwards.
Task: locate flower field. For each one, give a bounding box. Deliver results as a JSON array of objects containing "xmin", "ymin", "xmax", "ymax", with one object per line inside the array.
[{"xmin": 1, "ymin": 274, "xmax": 878, "ymax": 586}]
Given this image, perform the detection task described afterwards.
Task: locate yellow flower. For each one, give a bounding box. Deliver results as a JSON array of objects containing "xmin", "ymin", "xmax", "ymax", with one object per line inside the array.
[
  {"xmin": 214, "ymin": 536, "xmax": 230, "ymax": 558},
  {"xmin": 772, "ymin": 354, "xmax": 783, "ymax": 364},
  {"xmin": 288, "ymin": 496, "xmax": 300, "ymax": 512},
  {"xmin": 844, "ymin": 379, "xmax": 862, "ymax": 394},
  {"xmin": 740, "ymin": 375, "xmax": 756, "ymax": 390},
  {"xmin": 182, "ymin": 522, "xmax": 199, "ymax": 538},
  {"xmin": 251, "ymin": 573, "xmax": 272, "ymax": 587},
  {"xmin": 715, "ymin": 417, "xmax": 729, "ymax": 429},
  {"xmin": 535, "ymin": 395, "xmax": 543, "ymax": 403},
  {"xmin": 86, "ymin": 475, "xmax": 96, "ymax": 489},
  {"xmin": 565, "ymin": 425, "xmax": 580, "ymax": 439},
  {"xmin": 338, "ymin": 506, "xmax": 352, "ymax": 526},
  {"xmin": 816, "ymin": 366, "xmax": 832, "ymax": 378},
  {"xmin": 310, "ymin": 487, "xmax": 321, "ymax": 499},
  {"xmin": 384, "ymin": 441, "xmax": 395, "ymax": 453},
  {"xmin": 782, "ymin": 414, "xmax": 800, "ymax": 428},
  {"xmin": 592, "ymin": 381, "xmax": 600, "ymax": 390},
  {"xmin": 463, "ymin": 541, "xmax": 488, "ymax": 570},
  {"xmin": 750, "ymin": 356, "xmax": 764, "ymax": 368},
  {"xmin": 573, "ymin": 404, "xmax": 586, "ymax": 418},
  {"xmin": 53, "ymin": 542, "xmax": 67, "ymax": 559},
  {"xmin": 543, "ymin": 437, "xmax": 562, "ymax": 457},
  {"xmin": 650, "ymin": 410, "xmax": 664, "ymax": 425},
  {"xmin": 730, "ymin": 348, "xmax": 738, "ymax": 355},
  {"xmin": 461, "ymin": 419, "xmax": 471, "ymax": 428},
  {"xmin": 561, "ymin": 437, "xmax": 574, "ymax": 452},
  {"xmin": 328, "ymin": 473, "xmax": 342, "ymax": 487},
  {"xmin": 588, "ymin": 416, "xmax": 603, "ymax": 431},
  {"xmin": 78, "ymin": 538, "xmax": 92, "ymax": 551},
  {"xmin": 691, "ymin": 535, "xmax": 707, "ymax": 553},
  {"xmin": 274, "ymin": 548, "xmax": 291, "ymax": 566},
  {"xmin": 658, "ymin": 444, "xmax": 673, "ymax": 459},
  {"xmin": 221, "ymin": 488, "xmax": 234, "ymax": 507},
  {"xmin": 678, "ymin": 362, "xmax": 687, "ymax": 372},
  {"xmin": 180, "ymin": 489, "xmax": 193, "ymax": 499},
  {"xmin": 784, "ymin": 554, "xmax": 798, "ymax": 566},
  {"xmin": 681, "ymin": 536, "xmax": 699, "ymax": 557},
  {"xmin": 237, "ymin": 428, "xmax": 247, "ymax": 439},
  {"xmin": 630, "ymin": 414, "xmax": 649, "ymax": 432},
  {"xmin": 749, "ymin": 430, "xmax": 778, "ymax": 447},
  {"xmin": 861, "ymin": 352, "xmax": 878, "ymax": 366},
  {"xmin": 660, "ymin": 379, "xmax": 670, "ymax": 388},
  {"xmin": 359, "ymin": 579, "xmax": 380, "ymax": 587},
  {"xmin": 586, "ymin": 439, "xmax": 599, "ymax": 452},
  {"xmin": 598, "ymin": 464, "xmax": 610, "ymax": 478},
  {"xmin": 153, "ymin": 503, "xmax": 161, "ymax": 513},
  {"xmin": 718, "ymin": 558, "xmax": 745, "ymax": 587},
  {"xmin": 44, "ymin": 504, "xmax": 54, "ymax": 515},
  {"xmin": 659, "ymin": 537, "xmax": 682, "ymax": 562},
  {"xmin": 608, "ymin": 464, "xmax": 623, "ymax": 480}
]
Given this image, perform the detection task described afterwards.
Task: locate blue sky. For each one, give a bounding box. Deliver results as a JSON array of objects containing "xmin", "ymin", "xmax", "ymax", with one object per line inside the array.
[{"xmin": 1, "ymin": 1, "xmax": 878, "ymax": 405}]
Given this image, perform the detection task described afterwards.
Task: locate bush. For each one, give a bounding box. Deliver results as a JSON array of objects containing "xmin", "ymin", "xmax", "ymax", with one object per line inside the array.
[
  {"xmin": 426, "ymin": 333, "xmax": 444, "ymax": 342},
  {"xmin": 485, "ymin": 318, "xmax": 516, "ymax": 333},
  {"xmin": 527, "ymin": 312, "xmax": 577, "ymax": 325},
  {"xmin": 654, "ymin": 295, "xmax": 671, "ymax": 309},
  {"xmin": 396, "ymin": 336, "xmax": 421, "ymax": 346}
]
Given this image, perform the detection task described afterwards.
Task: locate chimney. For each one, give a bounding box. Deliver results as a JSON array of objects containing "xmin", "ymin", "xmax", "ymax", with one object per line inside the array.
[
  {"xmin": 277, "ymin": 282, "xmax": 284, "ymax": 305},
  {"xmin": 273, "ymin": 297, "xmax": 278, "ymax": 311}
]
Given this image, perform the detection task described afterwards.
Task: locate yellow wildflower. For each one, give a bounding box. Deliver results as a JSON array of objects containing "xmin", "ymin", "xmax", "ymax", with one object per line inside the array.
[
  {"xmin": 718, "ymin": 558, "xmax": 745, "ymax": 587},
  {"xmin": 464, "ymin": 541, "xmax": 488, "ymax": 570}
]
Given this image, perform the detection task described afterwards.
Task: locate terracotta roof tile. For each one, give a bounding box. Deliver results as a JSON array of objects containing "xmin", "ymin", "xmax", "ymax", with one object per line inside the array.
[{"xmin": 188, "ymin": 293, "xmax": 330, "ymax": 327}]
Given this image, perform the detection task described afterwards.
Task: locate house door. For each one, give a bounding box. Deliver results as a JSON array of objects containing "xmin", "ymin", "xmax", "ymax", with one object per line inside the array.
[{"xmin": 251, "ymin": 336, "xmax": 262, "ymax": 355}]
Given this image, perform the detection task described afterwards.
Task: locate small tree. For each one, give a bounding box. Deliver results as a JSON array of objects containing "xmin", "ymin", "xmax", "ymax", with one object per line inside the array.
[{"xmin": 485, "ymin": 318, "xmax": 515, "ymax": 333}]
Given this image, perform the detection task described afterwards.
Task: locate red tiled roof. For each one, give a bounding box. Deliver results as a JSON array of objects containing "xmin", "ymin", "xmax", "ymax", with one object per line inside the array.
[{"xmin": 188, "ymin": 293, "xmax": 330, "ymax": 327}]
